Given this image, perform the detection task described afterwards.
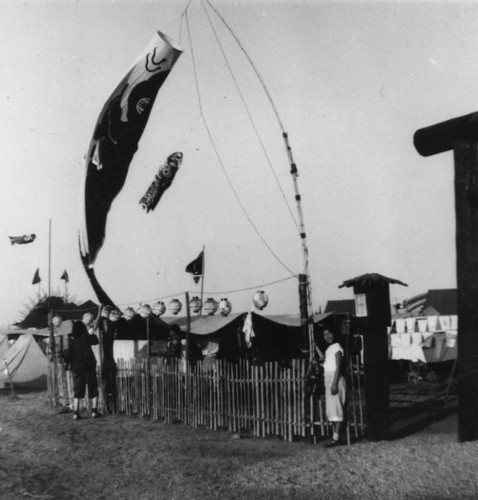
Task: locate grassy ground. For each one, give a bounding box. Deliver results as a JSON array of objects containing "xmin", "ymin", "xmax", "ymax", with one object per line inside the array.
[{"xmin": 0, "ymin": 389, "xmax": 476, "ymax": 500}]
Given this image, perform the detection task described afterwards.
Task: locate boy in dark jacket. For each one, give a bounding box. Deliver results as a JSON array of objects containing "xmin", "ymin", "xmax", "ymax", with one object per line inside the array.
[{"xmin": 64, "ymin": 318, "xmax": 101, "ymax": 420}]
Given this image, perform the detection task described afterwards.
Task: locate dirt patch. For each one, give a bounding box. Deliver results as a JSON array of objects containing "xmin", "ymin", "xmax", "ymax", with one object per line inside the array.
[{"xmin": 0, "ymin": 389, "xmax": 476, "ymax": 499}]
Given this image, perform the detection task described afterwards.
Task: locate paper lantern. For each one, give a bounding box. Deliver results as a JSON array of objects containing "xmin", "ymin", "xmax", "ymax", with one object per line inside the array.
[
  {"xmin": 189, "ymin": 296, "xmax": 202, "ymax": 314},
  {"xmin": 52, "ymin": 315, "xmax": 63, "ymax": 328},
  {"xmin": 203, "ymin": 298, "xmax": 218, "ymax": 315},
  {"xmin": 123, "ymin": 307, "xmax": 136, "ymax": 321},
  {"xmin": 253, "ymin": 290, "xmax": 268, "ymax": 310},
  {"xmin": 169, "ymin": 298, "xmax": 182, "ymax": 315},
  {"xmin": 153, "ymin": 301, "xmax": 166, "ymax": 316},
  {"xmin": 139, "ymin": 304, "xmax": 152, "ymax": 318},
  {"xmin": 219, "ymin": 298, "xmax": 232, "ymax": 317}
]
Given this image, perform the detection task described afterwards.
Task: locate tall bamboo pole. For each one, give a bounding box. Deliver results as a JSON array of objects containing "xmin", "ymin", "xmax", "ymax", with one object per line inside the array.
[
  {"xmin": 47, "ymin": 219, "xmax": 56, "ymax": 406},
  {"xmin": 282, "ymin": 134, "xmax": 315, "ymax": 358}
]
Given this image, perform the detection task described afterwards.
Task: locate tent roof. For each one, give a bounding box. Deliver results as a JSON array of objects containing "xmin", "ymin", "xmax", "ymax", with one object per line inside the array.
[
  {"xmin": 339, "ymin": 273, "xmax": 408, "ymax": 289},
  {"xmin": 0, "ymin": 327, "xmax": 30, "ymax": 335},
  {"xmin": 252, "ymin": 313, "xmax": 302, "ymax": 328},
  {"xmin": 0, "ymin": 326, "xmax": 47, "ymax": 337},
  {"xmin": 162, "ymin": 312, "xmax": 246, "ymax": 335},
  {"xmin": 324, "ymin": 300, "xmax": 356, "ymax": 316},
  {"xmin": 312, "ymin": 312, "xmax": 335, "ymax": 324},
  {"xmin": 421, "ymin": 289, "xmax": 457, "ymax": 316},
  {"xmin": 162, "ymin": 311, "xmax": 335, "ymax": 333}
]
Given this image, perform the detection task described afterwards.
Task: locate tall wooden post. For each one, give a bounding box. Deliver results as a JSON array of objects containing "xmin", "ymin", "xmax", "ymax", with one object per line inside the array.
[
  {"xmin": 146, "ymin": 315, "xmax": 151, "ymax": 416},
  {"xmin": 340, "ymin": 273, "xmax": 407, "ymax": 441},
  {"xmin": 200, "ymin": 246, "xmax": 205, "ymax": 316},
  {"xmin": 185, "ymin": 292, "xmax": 191, "ymax": 362},
  {"xmin": 298, "ymin": 274, "xmax": 311, "ymax": 354},
  {"xmin": 415, "ymin": 113, "xmax": 478, "ymax": 442}
]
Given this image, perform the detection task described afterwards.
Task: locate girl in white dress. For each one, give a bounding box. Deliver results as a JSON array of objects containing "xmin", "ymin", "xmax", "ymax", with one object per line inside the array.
[{"xmin": 323, "ymin": 328, "xmax": 346, "ymax": 446}]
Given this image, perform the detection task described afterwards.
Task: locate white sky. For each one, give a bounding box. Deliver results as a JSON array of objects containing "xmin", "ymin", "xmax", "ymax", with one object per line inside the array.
[{"xmin": 1, "ymin": 0, "xmax": 475, "ymax": 325}]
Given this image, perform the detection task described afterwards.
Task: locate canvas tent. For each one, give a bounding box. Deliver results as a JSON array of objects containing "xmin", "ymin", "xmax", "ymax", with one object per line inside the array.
[
  {"xmin": 115, "ymin": 313, "xmax": 248, "ymax": 362},
  {"xmin": 0, "ymin": 333, "xmax": 48, "ymax": 389},
  {"xmin": 113, "ymin": 314, "xmax": 171, "ymax": 361},
  {"xmin": 0, "ymin": 334, "xmax": 9, "ymax": 363},
  {"xmin": 187, "ymin": 313, "xmax": 247, "ymax": 362},
  {"xmin": 164, "ymin": 312, "xmax": 305, "ymax": 363},
  {"xmin": 245, "ymin": 313, "xmax": 304, "ymax": 362},
  {"xmin": 112, "ymin": 310, "xmax": 346, "ymax": 363},
  {"xmin": 114, "ymin": 312, "xmax": 304, "ymax": 363}
]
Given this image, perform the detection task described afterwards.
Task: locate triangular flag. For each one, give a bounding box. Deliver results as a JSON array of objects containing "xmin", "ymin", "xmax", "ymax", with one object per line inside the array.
[
  {"xmin": 60, "ymin": 270, "xmax": 69, "ymax": 283},
  {"xmin": 32, "ymin": 268, "xmax": 41, "ymax": 285},
  {"xmin": 185, "ymin": 251, "xmax": 204, "ymax": 284}
]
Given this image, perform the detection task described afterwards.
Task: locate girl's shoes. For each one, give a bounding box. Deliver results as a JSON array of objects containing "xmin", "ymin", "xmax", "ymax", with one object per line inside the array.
[{"xmin": 324, "ymin": 439, "xmax": 340, "ymax": 448}]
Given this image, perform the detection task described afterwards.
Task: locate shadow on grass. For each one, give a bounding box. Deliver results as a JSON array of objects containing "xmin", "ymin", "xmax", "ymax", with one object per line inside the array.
[{"xmin": 386, "ymin": 398, "xmax": 457, "ymax": 440}]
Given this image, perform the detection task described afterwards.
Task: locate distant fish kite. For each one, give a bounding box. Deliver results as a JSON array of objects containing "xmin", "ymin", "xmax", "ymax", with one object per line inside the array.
[
  {"xmin": 139, "ymin": 152, "xmax": 183, "ymax": 213},
  {"xmin": 9, "ymin": 234, "xmax": 36, "ymax": 245}
]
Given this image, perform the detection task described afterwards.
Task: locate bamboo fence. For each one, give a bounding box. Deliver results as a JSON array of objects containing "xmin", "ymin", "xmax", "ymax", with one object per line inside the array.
[{"xmin": 50, "ymin": 355, "xmax": 366, "ymax": 443}]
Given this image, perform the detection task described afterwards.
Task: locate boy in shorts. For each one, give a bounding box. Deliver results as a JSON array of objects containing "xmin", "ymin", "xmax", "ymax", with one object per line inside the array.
[{"xmin": 64, "ymin": 316, "xmax": 101, "ymax": 420}]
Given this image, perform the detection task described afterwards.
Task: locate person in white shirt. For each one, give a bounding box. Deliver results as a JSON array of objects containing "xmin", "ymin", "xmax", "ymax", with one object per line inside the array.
[{"xmin": 323, "ymin": 328, "xmax": 346, "ymax": 447}]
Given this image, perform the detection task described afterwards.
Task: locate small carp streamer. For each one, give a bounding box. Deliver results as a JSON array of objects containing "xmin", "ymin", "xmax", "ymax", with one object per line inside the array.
[
  {"xmin": 139, "ymin": 152, "xmax": 183, "ymax": 213},
  {"xmin": 9, "ymin": 234, "xmax": 36, "ymax": 245}
]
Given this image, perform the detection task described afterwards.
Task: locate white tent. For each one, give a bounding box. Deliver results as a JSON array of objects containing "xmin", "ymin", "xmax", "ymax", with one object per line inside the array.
[{"xmin": 0, "ymin": 333, "xmax": 48, "ymax": 389}]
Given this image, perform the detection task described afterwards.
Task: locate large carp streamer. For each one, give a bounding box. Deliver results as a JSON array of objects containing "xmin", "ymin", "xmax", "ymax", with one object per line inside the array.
[{"xmin": 79, "ymin": 31, "xmax": 183, "ymax": 305}]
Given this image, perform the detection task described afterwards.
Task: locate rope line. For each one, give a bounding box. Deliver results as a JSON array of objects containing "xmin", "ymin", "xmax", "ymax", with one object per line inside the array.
[
  {"xmin": 203, "ymin": 0, "xmax": 315, "ymax": 319},
  {"xmin": 185, "ymin": 10, "xmax": 295, "ymax": 277},
  {"xmin": 179, "ymin": 0, "xmax": 193, "ymax": 44},
  {"xmin": 204, "ymin": 0, "xmax": 285, "ymax": 131},
  {"xmin": 200, "ymin": 0, "xmax": 300, "ymax": 234},
  {"xmin": 111, "ymin": 274, "xmax": 298, "ymax": 308}
]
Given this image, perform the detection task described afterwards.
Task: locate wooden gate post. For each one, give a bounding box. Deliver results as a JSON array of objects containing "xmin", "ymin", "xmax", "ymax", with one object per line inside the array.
[
  {"xmin": 415, "ymin": 113, "xmax": 478, "ymax": 442},
  {"xmin": 340, "ymin": 273, "xmax": 407, "ymax": 441}
]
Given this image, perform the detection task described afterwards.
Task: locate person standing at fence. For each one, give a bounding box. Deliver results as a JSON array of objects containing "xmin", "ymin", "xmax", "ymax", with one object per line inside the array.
[
  {"xmin": 199, "ymin": 338, "xmax": 219, "ymax": 371},
  {"xmin": 163, "ymin": 325, "xmax": 182, "ymax": 365},
  {"xmin": 98, "ymin": 307, "xmax": 120, "ymax": 412},
  {"xmin": 323, "ymin": 328, "xmax": 346, "ymax": 447},
  {"xmin": 64, "ymin": 319, "xmax": 102, "ymax": 420}
]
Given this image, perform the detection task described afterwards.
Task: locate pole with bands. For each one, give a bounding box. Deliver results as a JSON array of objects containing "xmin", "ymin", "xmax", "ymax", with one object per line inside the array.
[{"xmin": 283, "ymin": 132, "xmax": 316, "ymax": 359}]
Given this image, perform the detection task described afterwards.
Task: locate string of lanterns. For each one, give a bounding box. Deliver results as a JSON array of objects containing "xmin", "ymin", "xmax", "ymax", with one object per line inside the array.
[{"xmin": 119, "ymin": 290, "xmax": 268, "ymax": 319}]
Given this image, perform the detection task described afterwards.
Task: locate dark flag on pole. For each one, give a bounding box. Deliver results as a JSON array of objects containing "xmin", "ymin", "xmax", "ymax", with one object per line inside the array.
[
  {"xmin": 185, "ymin": 251, "xmax": 204, "ymax": 284},
  {"xmin": 32, "ymin": 268, "xmax": 41, "ymax": 285},
  {"xmin": 60, "ymin": 270, "xmax": 69, "ymax": 283}
]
